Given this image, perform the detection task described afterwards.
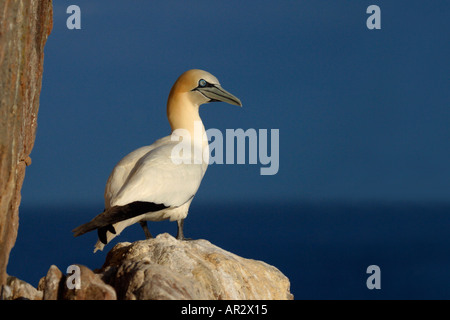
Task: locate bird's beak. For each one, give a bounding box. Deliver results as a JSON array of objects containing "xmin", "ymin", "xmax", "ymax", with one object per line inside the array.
[{"xmin": 197, "ymin": 84, "xmax": 242, "ymax": 107}]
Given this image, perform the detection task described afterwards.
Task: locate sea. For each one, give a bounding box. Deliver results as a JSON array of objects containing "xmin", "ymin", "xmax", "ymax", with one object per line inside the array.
[{"xmin": 7, "ymin": 201, "xmax": 450, "ymax": 299}]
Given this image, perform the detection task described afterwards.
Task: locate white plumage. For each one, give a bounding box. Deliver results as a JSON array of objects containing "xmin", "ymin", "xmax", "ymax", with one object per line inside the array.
[{"xmin": 73, "ymin": 69, "xmax": 242, "ymax": 252}]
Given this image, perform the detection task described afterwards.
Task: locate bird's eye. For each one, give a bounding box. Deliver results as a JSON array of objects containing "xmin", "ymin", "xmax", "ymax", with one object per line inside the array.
[{"xmin": 198, "ymin": 79, "xmax": 207, "ymax": 87}]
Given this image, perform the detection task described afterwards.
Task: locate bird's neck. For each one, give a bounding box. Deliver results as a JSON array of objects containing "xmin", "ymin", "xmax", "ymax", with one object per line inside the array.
[{"xmin": 167, "ymin": 93, "xmax": 207, "ymax": 147}]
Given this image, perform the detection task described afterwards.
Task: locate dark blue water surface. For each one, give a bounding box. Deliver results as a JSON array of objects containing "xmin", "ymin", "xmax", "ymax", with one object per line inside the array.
[{"xmin": 7, "ymin": 201, "xmax": 450, "ymax": 299}]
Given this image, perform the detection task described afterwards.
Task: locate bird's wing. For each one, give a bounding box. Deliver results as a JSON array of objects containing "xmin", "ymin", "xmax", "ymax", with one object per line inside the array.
[
  {"xmin": 110, "ymin": 139, "xmax": 205, "ymax": 208},
  {"xmin": 104, "ymin": 136, "xmax": 172, "ymax": 209}
]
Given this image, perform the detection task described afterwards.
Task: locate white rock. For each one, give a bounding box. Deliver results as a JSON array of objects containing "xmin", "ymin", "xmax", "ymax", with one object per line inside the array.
[{"xmin": 99, "ymin": 233, "xmax": 293, "ymax": 300}]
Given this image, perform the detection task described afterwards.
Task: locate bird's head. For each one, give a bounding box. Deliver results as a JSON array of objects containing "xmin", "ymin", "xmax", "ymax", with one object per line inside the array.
[{"xmin": 168, "ymin": 69, "xmax": 242, "ymax": 108}]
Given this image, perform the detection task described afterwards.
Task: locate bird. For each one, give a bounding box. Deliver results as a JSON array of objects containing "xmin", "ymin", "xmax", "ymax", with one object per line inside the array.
[{"xmin": 72, "ymin": 69, "xmax": 242, "ymax": 252}]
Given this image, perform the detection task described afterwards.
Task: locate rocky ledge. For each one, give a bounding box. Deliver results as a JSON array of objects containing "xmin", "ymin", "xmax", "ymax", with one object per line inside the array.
[{"xmin": 3, "ymin": 233, "xmax": 293, "ymax": 300}]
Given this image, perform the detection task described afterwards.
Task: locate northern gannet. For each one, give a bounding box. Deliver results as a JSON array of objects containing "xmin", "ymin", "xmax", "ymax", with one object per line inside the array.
[{"xmin": 73, "ymin": 69, "xmax": 242, "ymax": 252}]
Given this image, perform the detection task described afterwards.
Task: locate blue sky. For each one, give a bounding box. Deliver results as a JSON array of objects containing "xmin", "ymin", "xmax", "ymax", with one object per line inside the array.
[{"xmin": 21, "ymin": 1, "xmax": 450, "ymax": 208}]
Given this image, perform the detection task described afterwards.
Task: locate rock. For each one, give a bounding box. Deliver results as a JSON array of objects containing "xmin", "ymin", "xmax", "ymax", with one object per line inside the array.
[
  {"xmin": 38, "ymin": 265, "xmax": 63, "ymax": 300},
  {"xmin": 106, "ymin": 261, "xmax": 210, "ymax": 300},
  {"xmin": 61, "ymin": 265, "xmax": 116, "ymax": 300},
  {"xmin": 1, "ymin": 276, "xmax": 42, "ymax": 300},
  {"xmin": 99, "ymin": 233, "xmax": 293, "ymax": 300},
  {"xmin": 38, "ymin": 264, "xmax": 116, "ymax": 300},
  {"xmin": 6, "ymin": 234, "xmax": 293, "ymax": 300}
]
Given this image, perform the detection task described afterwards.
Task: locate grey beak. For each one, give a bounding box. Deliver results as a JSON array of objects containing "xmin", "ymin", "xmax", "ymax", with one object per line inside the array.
[{"xmin": 197, "ymin": 85, "xmax": 242, "ymax": 107}]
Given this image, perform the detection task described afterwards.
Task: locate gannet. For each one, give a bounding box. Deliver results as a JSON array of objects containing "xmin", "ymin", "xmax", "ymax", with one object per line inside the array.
[{"xmin": 72, "ymin": 69, "xmax": 242, "ymax": 252}]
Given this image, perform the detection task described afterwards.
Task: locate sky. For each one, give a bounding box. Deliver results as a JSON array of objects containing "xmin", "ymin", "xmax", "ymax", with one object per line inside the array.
[{"xmin": 20, "ymin": 1, "xmax": 450, "ymax": 209}]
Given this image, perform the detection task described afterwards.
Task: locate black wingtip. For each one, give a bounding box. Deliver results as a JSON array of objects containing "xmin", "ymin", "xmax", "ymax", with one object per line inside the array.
[
  {"xmin": 98, "ymin": 227, "xmax": 107, "ymax": 244},
  {"xmin": 107, "ymin": 224, "xmax": 116, "ymax": 234},
  {"xmin": 97, "ymin": 224, "xmax": 117, "ymax": 244}
]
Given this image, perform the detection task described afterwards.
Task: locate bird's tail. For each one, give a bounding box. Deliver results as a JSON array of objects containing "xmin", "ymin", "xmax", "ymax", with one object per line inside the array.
[
  {"xmin": 72, "ymin": 201, "xmax": 169, "ymax": 245},
  {"xmin": 72, "ymin": 219, "xmax": 104, "ymax": 237}
]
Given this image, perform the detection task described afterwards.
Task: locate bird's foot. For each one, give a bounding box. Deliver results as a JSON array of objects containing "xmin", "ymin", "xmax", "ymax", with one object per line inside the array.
[
  {"xmin": 139, "ymin": 221, "xmax": 153, "ymax": 239},
  {"xmin": 176, "ymin": 234, "xmax": 193, "ymax": 241},
  {"xmin": 176, "ymin": 219, "xmax": 193, "ymax": 240}
]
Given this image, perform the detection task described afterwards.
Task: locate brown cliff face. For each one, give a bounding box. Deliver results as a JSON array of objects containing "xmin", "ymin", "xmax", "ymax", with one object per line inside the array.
[{"xmin": 0, "ymin": 0, "xmax": 53, "ymax": 286}]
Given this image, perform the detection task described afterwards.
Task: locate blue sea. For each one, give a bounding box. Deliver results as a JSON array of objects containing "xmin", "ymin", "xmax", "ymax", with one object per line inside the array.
[{"xmin": 7, "ymin": 201, "xmax": 450, "ymax": 299}]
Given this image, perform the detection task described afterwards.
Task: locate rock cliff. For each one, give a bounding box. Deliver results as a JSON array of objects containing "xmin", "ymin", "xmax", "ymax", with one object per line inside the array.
[{"xmin": 0, "ymin": 0, "xmax": 53, "ymax": 288}]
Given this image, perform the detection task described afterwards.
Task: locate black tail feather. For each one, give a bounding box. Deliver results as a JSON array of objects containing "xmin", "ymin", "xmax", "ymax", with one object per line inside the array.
[{"xmin": 72, "ymin": 201, "xmax": 168, "ymax": 239}]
